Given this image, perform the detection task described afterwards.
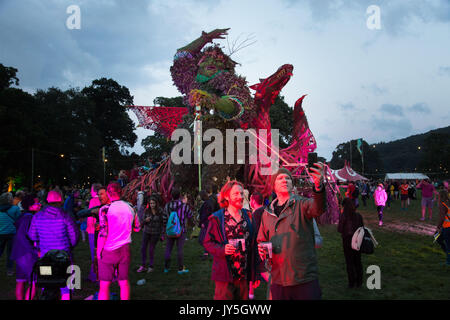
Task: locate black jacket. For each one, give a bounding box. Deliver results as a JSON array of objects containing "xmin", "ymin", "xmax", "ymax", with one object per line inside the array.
[
  {"xmin": 199, "ymin": 195, "xmax": 219, "ymax": 227},
  {"xmin": 338, "ymin": 211, "xmax": 363, "ymax": 238}
]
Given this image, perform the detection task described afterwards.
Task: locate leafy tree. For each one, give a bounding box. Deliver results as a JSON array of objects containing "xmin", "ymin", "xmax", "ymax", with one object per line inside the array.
[
  {"xmin": 0, "ymin": 66, "xmax": 141, "ymax": 188},
  {"xmin": 153, "ymin": 96, "xmax": 185, "ymax": 109},
  {"xmin": 82, "ymin": 78, "xmax": 137, "ymax": 152},
  {"xmin": 0, "ymin": 64, "xmax": 19, "ymax": 90},
  {"xmin": 329, "ymin": 139, "xmax": 383, "ymax": 174},
  {"xmin": 142, "ymin": 132, "xmax": 174, "ymax": 162},
  {"xmin": 269, "ymin": 96, "xmax": 293, "ymax": 149}
]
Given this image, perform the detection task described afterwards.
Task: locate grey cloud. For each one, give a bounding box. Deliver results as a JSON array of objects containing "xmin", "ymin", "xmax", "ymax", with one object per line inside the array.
[
  {"xmin": 0, "ymin": 0, "xmax": 199, "ymax": 92},
  {"xmin": 340, "ymin": 102, "xmax": 356, "ymax": 110},
  {"xmin": 438, "ymin": 66, "xmax": 450, "ymax": 76},
  {"xmin": 374, "ymin": 0, "xmax": 450, "ymax": 36},
  {"xmin": 380, "ymin": 103, "xmax": 404, "ymax": 116},
  {"xmin": 285, "ymin": 0, "xmax": 450, "ymax": 35},
  {"xmin": 408, "ymin": 103, "xmax": 431, "ymax": 114},
  {"xmin": 361, "ymin": 84, "xmax": 388, "ymax": 96},
  {"xmin": 371, "ymin": 116, "xmax": 413, "ymax": 138}
]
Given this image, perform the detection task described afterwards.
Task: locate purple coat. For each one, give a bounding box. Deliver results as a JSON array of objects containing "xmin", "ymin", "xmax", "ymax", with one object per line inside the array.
[
  {"xmin": 11, "ymin": 213, "xmax": 38, "ymax": 261},
  {"xmin": 28, "ymin": 205, "xmax": 80, "ymax": 256}
]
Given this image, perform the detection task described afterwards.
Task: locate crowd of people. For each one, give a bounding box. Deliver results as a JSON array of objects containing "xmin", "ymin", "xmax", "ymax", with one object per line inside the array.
[{"xmin": 1, "ymin": 169, "xmax": 449, "ymax": 300}]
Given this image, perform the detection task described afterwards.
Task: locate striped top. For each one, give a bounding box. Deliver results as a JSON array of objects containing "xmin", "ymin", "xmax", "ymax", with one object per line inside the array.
[
  {"xmin": 164, "ymin": 200, "xmax": 193, "ymax": 234},
  {"xmin": 0, "ymin": 205, "xmax": 21, "ymax": 235},
  {"xmin": 28, "ymin": 205, "xmax": 80, "ymax": 256}
]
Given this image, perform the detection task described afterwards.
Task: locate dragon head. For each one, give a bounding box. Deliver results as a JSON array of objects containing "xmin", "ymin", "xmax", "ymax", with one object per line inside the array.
[{"xmin": 250, "ymin": 64, "xmax": 293, "ymax": 104}]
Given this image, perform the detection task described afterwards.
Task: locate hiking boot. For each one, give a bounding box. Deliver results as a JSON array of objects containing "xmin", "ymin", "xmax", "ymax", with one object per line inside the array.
[
  {"xmin": 137, "ymin": 266, "xmax": 147, "ymax": 273},
  {"xmin": 178, "ymin": 267, "xmax": 189, "ymax": 275}
]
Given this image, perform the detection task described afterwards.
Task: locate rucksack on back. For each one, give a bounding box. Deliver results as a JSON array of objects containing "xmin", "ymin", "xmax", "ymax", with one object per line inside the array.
[{"xmin": 166, "ymin": 210, "xmax": 182, "ymax": 238}]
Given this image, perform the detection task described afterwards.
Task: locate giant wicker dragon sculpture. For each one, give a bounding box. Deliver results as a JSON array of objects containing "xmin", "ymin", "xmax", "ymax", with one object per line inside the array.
[{"xmin": 124, "ymin": 28, "xmax": 339, "ymax": 224}]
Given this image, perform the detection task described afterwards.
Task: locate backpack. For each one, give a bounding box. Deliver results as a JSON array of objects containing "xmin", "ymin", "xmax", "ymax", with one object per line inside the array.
[
  {"xmin": 359, "ymin": 227, "xmax": 374, "ymax": 254},
  {"xmin": 166, "ymin": 207, "xmax": 182, "ymax": 238}
]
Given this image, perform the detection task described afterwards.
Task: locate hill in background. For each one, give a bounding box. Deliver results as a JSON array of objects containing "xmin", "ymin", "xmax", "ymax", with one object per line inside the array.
[{"xmin": 373, "ymin": 125, "xmax": 450, "ymax": 174}]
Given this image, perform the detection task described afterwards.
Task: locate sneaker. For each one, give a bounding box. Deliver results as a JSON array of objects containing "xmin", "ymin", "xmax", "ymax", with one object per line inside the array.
[
  {"xmin": 420, "ymin": 217, "xmax": 425, "ymax": 221},
  {"xmin": 178, "ymin": 268, "xmax": 189, "ymax": 275},
  {"xmin": 164, "ymin": 268, "xmax": 170, "ymax": 273},
  {"xmin": 249, "ymin": 293, "xmax": 255, "ymax": 300},
  {"xmin": 6, "ymin": 270, "xmax": 14, "ymax": 276},
  {"xmin": 147, "ymin": 267, "xmax": 154, "ymax": 273},
  {"xmin": 379, "ymin": 221, "xmax": 383, "ymax": 226},
  {"xmin": 136, "ymin": 266, "xmax": 147, "ymax": 273},
  {"xmin": 201, "ymin": 253, "xmax": 209, "ymax": 260}
]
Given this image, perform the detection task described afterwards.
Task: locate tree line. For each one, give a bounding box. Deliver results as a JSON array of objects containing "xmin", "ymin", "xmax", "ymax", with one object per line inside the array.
[
  {"xmin": 0, "ymin": 63, "xmax": 138, "ymax": 190},
  {"xmin": 2, "ymin": 61, "xmax": 447, "ymax": 191}
]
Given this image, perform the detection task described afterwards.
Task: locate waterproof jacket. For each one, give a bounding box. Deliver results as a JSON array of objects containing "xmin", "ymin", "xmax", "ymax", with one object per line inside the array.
[
  {"xmin": 203, "ymin": 208, "xmax": 256, "ymax": 283},
  {"xmin": 374, "ymin": 187, "xmax": 387, "ymax": 206},
  {"xmin": 28, "ymin": 205, "xmax": 80, "ymax": 256},
  {"xmin": 0, "ymin": 204, "xmax": 21, "ymax": 235},
  {"xmin": 257, "ymin": 188, "xmax": 326, "ymax": 286}
]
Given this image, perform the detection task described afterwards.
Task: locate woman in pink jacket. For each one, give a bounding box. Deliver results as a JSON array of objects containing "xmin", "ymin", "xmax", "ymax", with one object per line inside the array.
[{"xmin": 374, "ymin": 183, "xmax": 388, "ymax": 226}]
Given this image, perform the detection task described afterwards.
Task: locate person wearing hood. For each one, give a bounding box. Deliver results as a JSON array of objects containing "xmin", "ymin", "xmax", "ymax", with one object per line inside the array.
[
  {"xmin": 257, "ymin": 164, "xmax": 326, "ymax": 300},
  {"xmin": 28, "ymin": 190, "xmax": 80, "ymax": 300},
  {"xmin": 374, "ymin": 183, "xmax": 388, "ymax": 226},
  {"xmin": 0, "ymin": 192, "xmax": 22, "ymax": 276}
]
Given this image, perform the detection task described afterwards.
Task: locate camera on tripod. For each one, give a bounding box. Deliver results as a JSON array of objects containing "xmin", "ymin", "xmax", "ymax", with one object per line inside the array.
[{"xmin": 33, "ymin": 250, "xmax": 72, "ymax": 300}]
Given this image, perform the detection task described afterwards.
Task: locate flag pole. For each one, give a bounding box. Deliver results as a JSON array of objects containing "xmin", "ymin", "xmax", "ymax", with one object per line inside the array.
[
  {"xmin": 362, "ymin": 141, "xmax": 364, "ymax": 175},
  {"xmin": 194, "ymin": 105, "xmax": 202, "ymax": 191},
  {"xmin": 349, "ymin": 140, "xmax": 352, "ymax": 168}
]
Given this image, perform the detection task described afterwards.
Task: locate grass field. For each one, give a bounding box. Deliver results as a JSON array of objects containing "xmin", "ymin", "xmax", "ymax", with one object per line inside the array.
[{"xmin": 1, "ymin": 195, "xmax": 449, "ymax": 300}]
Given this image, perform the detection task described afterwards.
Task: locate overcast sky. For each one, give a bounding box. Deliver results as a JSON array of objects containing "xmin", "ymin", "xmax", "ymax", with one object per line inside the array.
[{"xmin": 1, "ymin": 0, "xmax": 449, "ymax": 161}]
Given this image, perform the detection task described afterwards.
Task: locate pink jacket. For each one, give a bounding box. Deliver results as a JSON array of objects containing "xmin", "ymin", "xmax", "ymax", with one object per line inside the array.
[{"xmin": 374, "ymin": 186, "xmax": 387, "ymax": 206}]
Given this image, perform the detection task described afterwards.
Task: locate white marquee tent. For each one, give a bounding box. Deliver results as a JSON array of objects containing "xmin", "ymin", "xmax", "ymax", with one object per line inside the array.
[{"xmin": 384, "ymin": 173, "xmax": 429, "ymax": 180}]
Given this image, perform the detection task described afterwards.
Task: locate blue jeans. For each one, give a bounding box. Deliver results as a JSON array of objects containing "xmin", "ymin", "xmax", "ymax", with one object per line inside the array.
[{"xmin": 0, "ymin": 234, "xmax": 14, "ymax": 271}]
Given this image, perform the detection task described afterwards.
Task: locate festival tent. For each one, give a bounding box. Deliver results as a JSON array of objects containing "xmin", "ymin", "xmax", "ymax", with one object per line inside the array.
[
  {"xmin": 384, "ymin": 173, "xmax": 429, "ymax": 180},
  {"xmin": 330, "ymin": 162, "xmax": 369, "ymax": 182}
]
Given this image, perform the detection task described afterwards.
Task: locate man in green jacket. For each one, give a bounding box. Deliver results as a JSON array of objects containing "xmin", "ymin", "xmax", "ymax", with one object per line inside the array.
[{"xmin": 257, "ymin": 164, "xmax": 326, "ymax": 300}]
